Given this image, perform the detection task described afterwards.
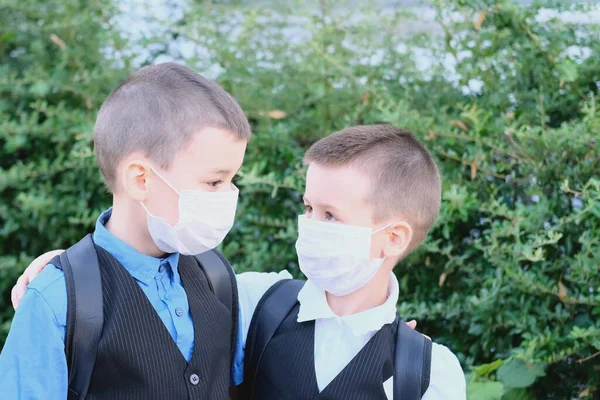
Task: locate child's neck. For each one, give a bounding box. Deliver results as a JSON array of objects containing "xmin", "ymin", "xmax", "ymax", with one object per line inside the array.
[
  {"xmin": 325, "ymin": 267, "xmax": 391, "ymax": 317},
  {"xmin": 105, "ymin": 199, "xmax": 165, "ymax": 258}
]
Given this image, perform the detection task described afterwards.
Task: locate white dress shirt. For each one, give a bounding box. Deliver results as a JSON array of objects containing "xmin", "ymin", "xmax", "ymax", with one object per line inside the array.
[
  {"xmin": 236, "ymin": 271, "xmax": 466, "ymax": 399},
  {"xmin": 297, "ymin": 273, "xmax": 466, "ymax": 400}
]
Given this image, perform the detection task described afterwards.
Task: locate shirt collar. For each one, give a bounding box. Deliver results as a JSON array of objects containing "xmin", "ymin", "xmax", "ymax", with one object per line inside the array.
[
  {"xmin": 92, "ymin": 208, "xmax": 180, "ymax": 285},
  {"xmin": 297, "ymin": 272, "xmax": 399, "ymax": 336}
]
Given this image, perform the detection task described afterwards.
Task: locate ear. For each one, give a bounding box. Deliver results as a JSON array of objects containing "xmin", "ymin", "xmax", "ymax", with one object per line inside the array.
[
  {"xmin": 382, "ymin": 221, "xmax": 413, "ymax": 259},
  {"xmin": 119, "ymin": 160, "xmax": 153, "ymax": 201}
]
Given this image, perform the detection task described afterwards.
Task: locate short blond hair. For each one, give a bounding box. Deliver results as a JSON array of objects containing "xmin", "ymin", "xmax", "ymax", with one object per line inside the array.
[
  {"xmin": 94, "ymin": 62, "xmax": 251, "ymax": 191},
  {"xmin": 304, "ymin": 125, "xmax": 441, "ymax": 250}
]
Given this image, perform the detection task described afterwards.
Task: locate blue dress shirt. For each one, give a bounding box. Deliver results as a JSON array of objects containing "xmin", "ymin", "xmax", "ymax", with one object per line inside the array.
[{"xmin": 0, "ymin": 209, "xmax": 244, "ymax": 399}]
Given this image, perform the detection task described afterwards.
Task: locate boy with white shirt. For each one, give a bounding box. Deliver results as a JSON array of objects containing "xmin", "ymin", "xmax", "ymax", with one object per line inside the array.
[{"xmin": 241, "ymin": 125, "xmax": 466, "ymax": 399}]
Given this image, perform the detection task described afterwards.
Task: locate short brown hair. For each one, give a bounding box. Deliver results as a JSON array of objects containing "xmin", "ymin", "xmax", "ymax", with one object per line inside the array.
[
  {"xmin": 94, "ymin": 62, "xmax": 251, "ymax": 191},
  {"xmin": 304, "ymin": 125, "xmax": 441, "ymax": 251}
]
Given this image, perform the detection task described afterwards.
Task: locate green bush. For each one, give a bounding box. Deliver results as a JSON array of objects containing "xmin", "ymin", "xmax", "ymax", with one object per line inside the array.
[
  {"xmin": 1, "ymin": 0, "xmax": 598, "ymax": 398},
  {"xmin": 0, "ymin": 0, "xmax": 128, "ymax": 337}
]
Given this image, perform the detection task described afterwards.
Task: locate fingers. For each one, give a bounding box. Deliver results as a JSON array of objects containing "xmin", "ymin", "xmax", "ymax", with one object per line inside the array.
[
  {"xmin": 405, "ymin": 319, "xmax": 431, "ymax": 340},
  {"xmin": 406, "ymin": 320, "xmax": 417, "ymax": 330},
  {"xmin": 11, "ymin": 249, "xmax": 65, "ymax": 311},
  {"xmin": 31, "ymin": 250, "xmax": 64, "ymax": 274},
  {"xmin": 11, "ymin": 274, "xmax": 29, "ymax": 310}
]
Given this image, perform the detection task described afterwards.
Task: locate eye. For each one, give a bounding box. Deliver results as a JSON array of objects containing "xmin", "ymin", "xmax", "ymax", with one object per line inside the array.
[
  {"xmin": 325, "ymin": 212, "xmax": 338, "ymax": 222},
  {"xmin": 304, "ymin": 204, "xmax": 313, "ymax": 214},
  {"xmin": 207, "ymin": 180, "xmax": 223, "ymax": 188}
]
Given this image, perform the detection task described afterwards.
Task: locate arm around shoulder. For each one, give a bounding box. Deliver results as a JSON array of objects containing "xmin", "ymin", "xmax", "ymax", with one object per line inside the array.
[
  {"xmin": 230, "ymin": 270, "xmax": 294, "ymax": 387},
  {"xmin": 0, "ymin": 266, "xmax": 68, "ymax": 399},
  {"xmin": 422, "ymin": 342, "xmax": 467, "ymax": 400},
  {"xmin": 236, "ymin": 270, "xmax": 293, "ymax": 345}
]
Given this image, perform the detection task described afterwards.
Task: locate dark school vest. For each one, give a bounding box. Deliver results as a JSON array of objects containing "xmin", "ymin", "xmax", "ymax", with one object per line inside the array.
[
  {"xmin": 56, "ymin": 245, "xmax": 232, "ymax": 399},
  {"xmin": 253, "ymin": 303, "xmax": 398, "ymax": 400}
]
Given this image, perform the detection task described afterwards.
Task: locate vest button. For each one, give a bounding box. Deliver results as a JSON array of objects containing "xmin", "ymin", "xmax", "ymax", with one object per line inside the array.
[{"xmin": 189, "ymin": 373, "xmax": 200, "ymax": 385}]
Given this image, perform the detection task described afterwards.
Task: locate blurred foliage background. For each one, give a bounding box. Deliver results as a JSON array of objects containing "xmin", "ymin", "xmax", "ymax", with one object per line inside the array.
[{"xmin": 0, "ymin": 0, "xmax": 599, "ymax": 398}]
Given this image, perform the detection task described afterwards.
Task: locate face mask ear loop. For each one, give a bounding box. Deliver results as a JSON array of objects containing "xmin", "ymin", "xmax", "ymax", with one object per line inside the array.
[
  {"xmin": 371, "ymin": 223, "xmax": 393, "ymax": 261},
  {"xmin": 141, "ymin": 165, "xmax": 180, "ymax": 218},
  {"xmin": 148, "ymin": 165, "xmax": 180, "ymax": 195},
  {"xmin": 372, "ymin": 222, "xmax": 393, "ymax": 236},
  {"xmin": 140, "ymin": 201, "xmax": 154, "ymax": 217}
]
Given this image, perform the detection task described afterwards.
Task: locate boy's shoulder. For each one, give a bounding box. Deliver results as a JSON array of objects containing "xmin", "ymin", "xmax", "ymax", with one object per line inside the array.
[
  {"xmin": 430, "ymin": 341, "xmax": 462, "ymax": 369},
  {"xmin": 26, "ymin": 263, "xmax": 67, "ymax": 327},
  {"xmin": 428, "ymin": 341, "xmax": 466, "ymax": 396},
  {"xmin": 27, "ymin": 262, "xmax": 65, "ymax": 292}
]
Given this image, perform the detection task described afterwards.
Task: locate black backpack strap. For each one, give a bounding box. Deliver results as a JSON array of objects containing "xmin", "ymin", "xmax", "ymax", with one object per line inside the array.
[
  {"xmin": 52, "ymin": 234, "xmax": 104, "ymax": 400},
  {"xmin": 192, "ymin": 250, "xmax": 239, "ymax": 377},
  {"xmin": 243, "ymin": 279, "xmax": 305, "ymax": 399},
  {"xmin": 394, "ymin": 320, "xmax": 432, "ymax": 399}
]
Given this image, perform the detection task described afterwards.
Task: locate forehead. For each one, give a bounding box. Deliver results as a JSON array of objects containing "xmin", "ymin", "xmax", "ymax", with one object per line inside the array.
[
  {"xmin": 304, "ymin": 163, "xmax": 371, "ymax": 206},
  {"xmin": 172, "ymin": 127, "xmax": 247, "ymax": 174}
]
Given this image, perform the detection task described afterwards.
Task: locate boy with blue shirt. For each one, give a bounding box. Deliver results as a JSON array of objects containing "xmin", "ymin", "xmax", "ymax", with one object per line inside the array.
[{"xmin": 0, "ymin": 62, "xmax": 291, "ymax": 399}]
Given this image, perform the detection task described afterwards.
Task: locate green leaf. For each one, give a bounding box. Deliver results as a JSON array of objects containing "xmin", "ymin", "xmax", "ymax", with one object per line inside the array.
[
  {"xmin": 467, "ymin": 380, "xmax": 504, "ymax": 400},
  {"xmin": 29, "ymin": 81, "xmax": 51, "ymax": 97},
  {"xmin": 556, "ymin": 58, "xmax": 579, "ymax": 83},
  {"xmin": 497, "ymin": 359, "xmax": 546, "ymax": 389},
  {"xmin": 502, "ymin": 388, "xmax": 535, "ymax": 400},
  {"xmin": 471, "ymin": 359, "xmax": 504, "ymax": 378}
]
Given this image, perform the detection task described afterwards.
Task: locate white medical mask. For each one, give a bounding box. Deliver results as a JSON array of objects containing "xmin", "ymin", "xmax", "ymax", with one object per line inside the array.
[
  {"xmin": 295, "ymin": 215, "xmax": 391, "ymax": 296},
  {"xmin": 141, "ymin": 166, "xmax": 238, "ymax": 255}
]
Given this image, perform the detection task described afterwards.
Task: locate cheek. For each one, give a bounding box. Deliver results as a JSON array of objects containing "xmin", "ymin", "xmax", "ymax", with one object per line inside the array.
[{"xmin": 148, "ymin": 189, "xmax": 181, "ymax": 226}]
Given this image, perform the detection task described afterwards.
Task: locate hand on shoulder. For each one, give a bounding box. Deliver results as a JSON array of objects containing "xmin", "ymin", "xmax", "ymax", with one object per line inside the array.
[{"xmin": 12, "ymin": 249, "xmax": 64, "ymax": 310}]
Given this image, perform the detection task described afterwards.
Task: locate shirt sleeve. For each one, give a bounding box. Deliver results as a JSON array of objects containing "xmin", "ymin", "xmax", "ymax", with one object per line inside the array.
[
  {"xmin": 230, "ymin": 270, "xmax": 293, "ymax": 386},
  {"xmin": 422, "ymin": 342, "xmax": 466, "ymax": 400},
  {"xmin": 0, "ymin": 284, "xmax": 68, "ymax": 399}
]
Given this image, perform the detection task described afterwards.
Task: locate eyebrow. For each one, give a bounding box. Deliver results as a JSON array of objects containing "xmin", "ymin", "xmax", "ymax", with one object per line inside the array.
[
  {"xmin": 209, "ymin": 166, "xmax": 243, "ymax": 175},
  {"xmin": 302, "ymin": 196, "xmax": 342, "ymax": 212}
]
